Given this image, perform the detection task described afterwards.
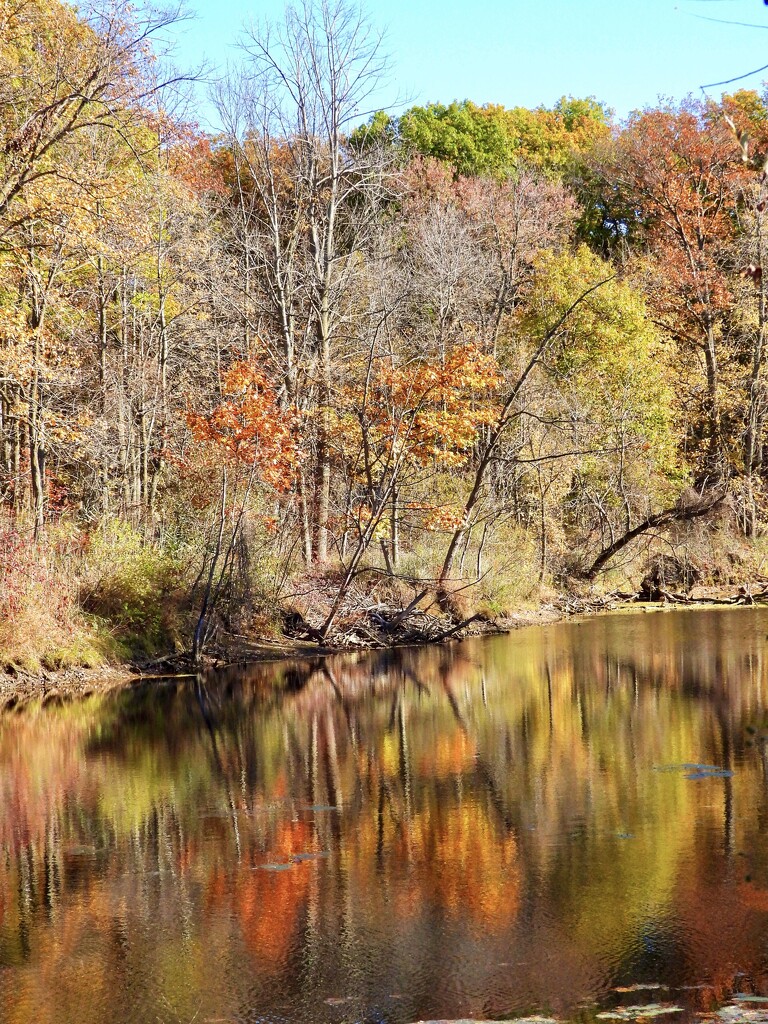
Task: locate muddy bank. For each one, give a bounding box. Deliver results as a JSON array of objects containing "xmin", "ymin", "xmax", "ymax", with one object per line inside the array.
[{"xmin": 0, "ymin": 664, "xmax": 139, "ymax": 709}]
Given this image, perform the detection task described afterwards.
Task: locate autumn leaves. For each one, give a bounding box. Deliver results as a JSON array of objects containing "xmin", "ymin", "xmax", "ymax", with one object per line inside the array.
[{"xmin": 4, "ymin": 0, "xmax": 768, "ymax": 654}]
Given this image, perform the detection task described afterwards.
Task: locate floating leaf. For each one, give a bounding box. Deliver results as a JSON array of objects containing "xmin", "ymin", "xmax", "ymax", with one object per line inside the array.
[
  {"xmin": 510, "ymin": 1018, "xmax": 560, "ymax": 1024},
  {"xmin": 596, "ymin": 1005, "xmax": 684, "ymax": 1020},
  {"xmin": 615, "ymin": 985, "xmax": 667, "ymax": 993},
  {"xmin": 685, "ymin": 768, "xmax": 733, "ymax": 780},
  {"xmin": 653, "ymin": 763, "xmax": 733, "ymax": 779}
]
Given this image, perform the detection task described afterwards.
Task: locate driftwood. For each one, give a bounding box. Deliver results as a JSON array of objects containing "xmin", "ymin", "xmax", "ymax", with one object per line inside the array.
[
  {"xmin": 282, "ymin": 602, "xmax": 487, "ymax": 649},
  {"xmin": 642, "ymin": 585, "xmax": 768, "ymax": 606},
  {"xmin": 557, "ymin": 584, "xmax": 768, "ymax": 617},
  {"xmin": 556, "ymin": 591, "xmax": 638, "ymax": 615}
]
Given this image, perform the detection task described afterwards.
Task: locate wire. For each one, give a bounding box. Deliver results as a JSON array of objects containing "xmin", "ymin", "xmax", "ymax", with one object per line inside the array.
[{"xmin": 701, "ymin": 61, "xmax": 768, "ymax": 88}]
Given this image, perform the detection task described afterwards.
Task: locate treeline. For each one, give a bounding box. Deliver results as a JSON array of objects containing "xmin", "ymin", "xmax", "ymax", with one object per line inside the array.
[{"xmin": 2, "ymin": 0, "xmax": 768, "ymax": 664}]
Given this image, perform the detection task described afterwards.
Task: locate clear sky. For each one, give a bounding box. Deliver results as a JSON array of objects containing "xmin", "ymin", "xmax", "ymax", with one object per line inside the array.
[{"xmin": 163, "ymin": 0, "xmax": 768, "ymax": 131}]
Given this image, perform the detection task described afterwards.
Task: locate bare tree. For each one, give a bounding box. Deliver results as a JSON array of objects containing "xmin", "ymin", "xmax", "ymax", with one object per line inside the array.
[
  {"xmin": 0, "ymin": 0, "xmax": 193, "ymax": 234},
  {"xmin": 215, "ymin": 0, "xmax": 392, "ymax": 562}
]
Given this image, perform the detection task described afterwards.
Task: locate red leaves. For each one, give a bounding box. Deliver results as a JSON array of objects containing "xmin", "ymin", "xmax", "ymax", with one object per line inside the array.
[
  {"xmin": 616, "ymin": 101, "xmax": 746, "ymax": 328},
  {"xmin": 186, "ymin": 362, "xmax": 300, "ymax": 491},
  {"xmin": 170, "ymin": 136, "xmax": 228, "ymax": 199}
]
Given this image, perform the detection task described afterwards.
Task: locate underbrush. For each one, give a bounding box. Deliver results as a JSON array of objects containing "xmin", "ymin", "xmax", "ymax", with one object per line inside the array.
[
  {"xmin": 393, "ymin": 524, "xmax": 545, "ymax": 619},
  {"xmin": 0, "ymin": 516, "xmax": 190, "ymax": 673},
  {"xmin": 80, "ymin": 522, "xmax": 188, "ymax": 657},
  {"xmin": 279, "ymin": 522, "xmax": 548, "ymax": 632},
  {"xmin": 0, "ymin": 519, "xmax": 111, "ymax": 672},
  {"xmin": 6, "ymin": 498, "xmax": 768, "ymax": 677}
]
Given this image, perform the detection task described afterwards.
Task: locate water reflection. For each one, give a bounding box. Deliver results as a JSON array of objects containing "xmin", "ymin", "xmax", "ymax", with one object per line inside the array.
[{"xmin": 1, "ymin": 608, "xmax": 768, "ymax": 1022}]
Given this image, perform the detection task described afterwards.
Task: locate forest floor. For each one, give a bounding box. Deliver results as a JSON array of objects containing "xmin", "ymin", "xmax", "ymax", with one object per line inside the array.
[{"xmin": 1, "ymin": 583, "xmax": 766, "ymax": 707}]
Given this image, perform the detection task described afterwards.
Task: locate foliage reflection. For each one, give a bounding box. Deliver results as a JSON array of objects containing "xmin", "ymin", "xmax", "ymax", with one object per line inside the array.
[{"xmin": 2, "ymin": 609, "xmax": 768, "ymax": 1022}]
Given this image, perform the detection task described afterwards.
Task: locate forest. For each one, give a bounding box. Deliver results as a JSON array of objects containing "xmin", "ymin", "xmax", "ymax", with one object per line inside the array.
[{"xmin": 3, "ymin": 0, "xmax": 768, "ymax": 670}]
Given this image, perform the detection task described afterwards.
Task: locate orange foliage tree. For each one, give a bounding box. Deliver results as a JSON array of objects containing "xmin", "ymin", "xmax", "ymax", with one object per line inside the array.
[
  {"xmin": 186, "ymin": 360, "xmax": 299, "ymax": 660},
  {"xmin": 611, "ymin": 100, "xmax": 746, "ymax": 471},
  {"xmin": 187, "ymin": 361, "xmax": 299, "ymax": 491},
  {"xmin": 320, "ymin": 342, "xmax": 503, "ymax": 637}
]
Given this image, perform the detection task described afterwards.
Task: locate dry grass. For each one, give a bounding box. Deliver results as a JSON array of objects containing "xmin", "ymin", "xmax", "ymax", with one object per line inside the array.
[{"xmin": 0, "ymin": 517, "xmax": 109, "ymax": 672}]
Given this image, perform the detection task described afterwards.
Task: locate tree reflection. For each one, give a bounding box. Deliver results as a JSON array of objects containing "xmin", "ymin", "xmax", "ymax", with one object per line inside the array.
[{"xmin": 1, "ymin": 610, "xmax": 768, "ymax": 1021}]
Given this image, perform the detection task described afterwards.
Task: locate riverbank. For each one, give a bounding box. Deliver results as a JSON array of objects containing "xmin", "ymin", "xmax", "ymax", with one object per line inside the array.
[
  {"xmin": 5, "ymin": 584, "xmax": 768, "ymax": 708},
  {"xmin": 0, "ymin": 601, "xmax": 570, "ymax": 707}
]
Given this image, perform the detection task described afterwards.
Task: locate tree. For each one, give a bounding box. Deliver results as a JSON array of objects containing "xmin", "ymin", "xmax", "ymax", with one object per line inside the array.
[
  {"xmin": 721, "ymin": 90, "xmax": 768, "ymax": 533},
  {"xmin": 610, "ymin": 99, "xmax": 745, "ymax": 474},
  {"xmin": 0, "ymin": 0, "xmax": 194, "ymax": 533},
  {"xmin": 515, "ymin": 247, "xmax": 680, "ymax": 577},
  {"xmin": 215, "ymin": 0, "xmax": 391, "ymax": 563},
  {"xmin": 187, "ymin": 360, "xmax": 299, "ymax": 661},
  {"xmin": 318, "ymin": 341, "xmax": 503, "ymax": 637},
  {"xmin": 0, "ymin": 0, "xmax": 188, "ymax": 234},
  {"xmin": 359, "ymin": 96, "xmax": 612, "ymax": 179},
  {"xmin": 435, "ymin": 253, "xmax": 617, "ymax": 594}
]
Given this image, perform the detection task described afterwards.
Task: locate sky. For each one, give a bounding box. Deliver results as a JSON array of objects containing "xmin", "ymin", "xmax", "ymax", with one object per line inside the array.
[{"xmin": 161, "ymin": 0, "xmax": 768, "ymax": 131}]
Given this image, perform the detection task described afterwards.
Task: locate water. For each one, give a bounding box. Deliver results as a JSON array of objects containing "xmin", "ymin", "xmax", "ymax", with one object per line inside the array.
[{"xmin": 2, "ymin": 607, "xmax": 768, "ymax": 1023}]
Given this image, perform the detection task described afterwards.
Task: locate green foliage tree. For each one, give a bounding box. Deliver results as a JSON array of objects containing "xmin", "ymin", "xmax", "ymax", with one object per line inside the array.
[{"xmin": 353, "ymin": 96, "xmax": 612, "ymax": 178}]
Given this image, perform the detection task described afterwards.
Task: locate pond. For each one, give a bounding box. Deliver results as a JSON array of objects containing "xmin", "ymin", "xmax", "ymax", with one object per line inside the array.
[{"xmin": 2, "ymin": 606, "xmax": 768, "ymax": 1024}]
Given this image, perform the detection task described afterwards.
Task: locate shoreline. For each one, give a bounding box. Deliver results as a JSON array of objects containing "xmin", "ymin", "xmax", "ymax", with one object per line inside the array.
[
  {"xmin": 0, "ymin": 604, "xmax": 565, "ymax": 708},
  {"xmin": 1, "ymin": 587, "xmax": 765, "ymax": 708}
]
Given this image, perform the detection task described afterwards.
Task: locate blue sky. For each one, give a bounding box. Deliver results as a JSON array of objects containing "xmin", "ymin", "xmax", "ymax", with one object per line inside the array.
[{"xmin": 164, "ymin": 0, "xmax": 768, "ymax": 130}]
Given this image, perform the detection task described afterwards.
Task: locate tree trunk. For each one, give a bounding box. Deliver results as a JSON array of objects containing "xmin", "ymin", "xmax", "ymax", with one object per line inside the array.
[
  {"xmin": 744, "ymin": 206, "xmax": 767, "ymax": 537},
  {"xmin": 584, "ymin": 488, "xmax": 725, "ymax": 580}
]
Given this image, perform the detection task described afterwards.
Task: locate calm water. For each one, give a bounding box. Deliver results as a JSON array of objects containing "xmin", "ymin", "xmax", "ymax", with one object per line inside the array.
[{"xmin": 3, "ymin": 607, "xmax": 768, "ymax": 1023}]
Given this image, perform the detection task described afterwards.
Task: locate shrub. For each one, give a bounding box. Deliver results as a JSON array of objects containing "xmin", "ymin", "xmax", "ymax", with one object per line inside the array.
[
  {"xmin": 0, "ymin": 516, "xmax": 106, "ymax": 671},
  {"xmin": 81, "ymin": 521, "xmax": 187, "ymax": 656}
]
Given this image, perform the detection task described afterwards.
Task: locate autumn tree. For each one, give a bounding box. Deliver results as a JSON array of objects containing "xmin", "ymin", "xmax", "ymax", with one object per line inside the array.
[
  {"xmin": 515, "ymin": 247, "xmax": 680, "ymax": 578},
  {"xmin": 609, "ymin": 99, "xmax": 745, "ymax": 476},
  {"xmin": 319, "ymin": 340, "xmax": 503, "ymax": 637},
  {"xmin": 187, "ymin": 360, "xmax": 299, "ymax": 660},
  {"xmin": 434, "ymin": 251, "xmax": 618, "ymax": 594},
  {"xmin": 720, "ymin": 90, "xmax": 768, "ymax": 534},
  {"xmin": 0, "ymin": 0, "xmax": 194, "ymax": 533},
  {"xmin": 0, "ymin": 0, "xmax": 188, "ymax": 232},
  {"xmin": 215, "ymin": 0, "xmax": 392, "ymax": 565}
]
